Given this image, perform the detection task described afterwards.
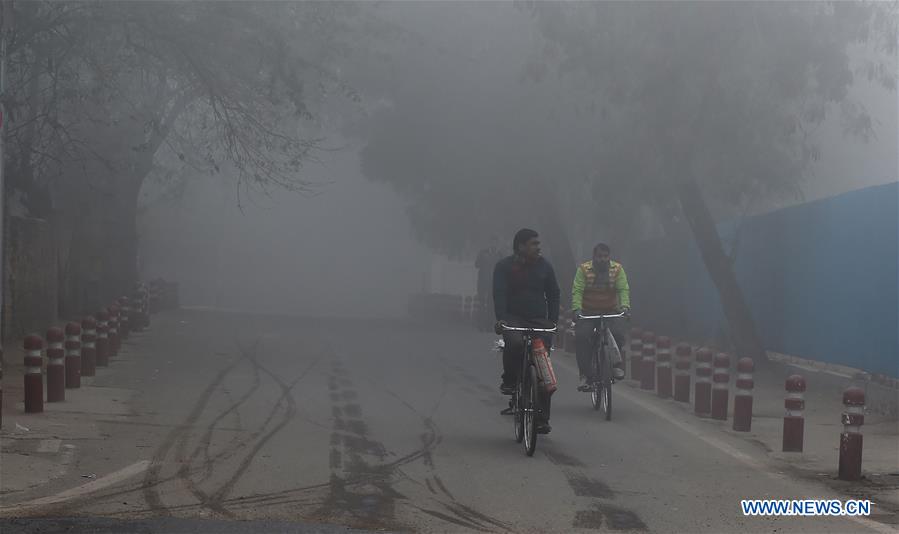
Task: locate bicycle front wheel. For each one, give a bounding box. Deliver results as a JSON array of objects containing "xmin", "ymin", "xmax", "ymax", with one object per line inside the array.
[
  {"xmin": 513, "ymin": 387, "xmax": 524, "ymax": 443},
  {"xmin": 601, "ymin": 350, "xmax": 613, "ymax": 421},
  {"xmin": 523, "ymin": 365, "xmax": 539, "ymax": 456}
]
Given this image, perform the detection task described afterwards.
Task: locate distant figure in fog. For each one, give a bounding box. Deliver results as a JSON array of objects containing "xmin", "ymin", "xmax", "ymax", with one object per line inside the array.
[{"xmin": 474, "ymin": 236, "xmax": 504, "ymax": 331}]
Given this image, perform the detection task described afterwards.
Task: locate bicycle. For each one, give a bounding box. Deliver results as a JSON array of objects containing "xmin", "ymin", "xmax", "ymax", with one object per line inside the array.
[
  {"xmin": 498, "ymin": 322, "xmax": 557, "ymax": 456},
  {"xmin": 577, "ymin": 311, "xmax": 626, "ymax": 420}
]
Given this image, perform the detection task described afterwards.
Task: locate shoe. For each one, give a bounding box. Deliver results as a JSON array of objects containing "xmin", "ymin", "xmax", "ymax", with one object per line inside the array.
[
  {"xmin": 536, "ymin": 423, "xmax": 552, "ymax": 434},
  {"xmin": 500, "ymin": 382, "xmax": 515, "ymax": 395},
  {"xmin": 613, "ymin": 365, "xmax": 626, "ymax": 380},
  {"xmin": 577, "ymin": 375, "xmax": 591, "ymax": 392}
]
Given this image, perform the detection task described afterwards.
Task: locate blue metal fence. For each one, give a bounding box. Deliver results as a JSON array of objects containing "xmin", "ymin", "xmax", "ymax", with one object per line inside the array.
[{"xmin": 626, "ymin": 182, "xmax": 898, "ymax": 377}]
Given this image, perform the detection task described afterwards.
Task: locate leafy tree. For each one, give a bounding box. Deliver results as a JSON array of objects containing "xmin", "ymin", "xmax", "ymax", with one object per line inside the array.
[
  {"xmin": 3, "ymin": 1, "xmax": 366, "ymax": 305},
  {"xmin": 522, "ymin": 0, "xmax": 896, "ymax": 365},
  {"xmin": 361, "ymin": 1, "xmax": 895, "ymax": 365}
]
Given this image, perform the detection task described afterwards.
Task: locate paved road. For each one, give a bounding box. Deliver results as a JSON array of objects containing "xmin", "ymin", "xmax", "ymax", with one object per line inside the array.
[{"xmin": 2, "ymin": 310, "xmax": 891, "ymax": 533}]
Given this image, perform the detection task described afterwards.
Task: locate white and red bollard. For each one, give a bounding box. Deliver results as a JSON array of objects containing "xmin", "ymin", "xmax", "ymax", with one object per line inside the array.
[
  {"xmin": 46, "ymin": 327, "xmax": 66, "ymax": 403},
  {"xmin": 107, "ymin": 305, "xmax": 120, "ymax": 357},
  {"xmin": 640, "ymin": 331, "xmax": 656, "ymax": 390},
  {"xmin": 711, "ymin": 353, "xmax": 730, "ymax": 420},
  {"xmin": 81, "ymin": 317, "xmax": 97, "ymax": 377},
  {"xmin": 839, "ymin": 387, "xmax": 865, "ymax": 481},
  {"xmin": 733, "ymin": 357, "xmax": 754, "ymax": 432},
  {"xmin": 65, "ymin": 322, "xmax": 82, "ymax": 389},
  {"xmin": 24, "ymin": 335, "xmax": 44, "ymax": 413},
  {"xmin": 694, "ymin": 348, "xmax": 713, "ymax": 416},
  {"xmin": 656, "ymin": 336, "xmax": 672, "ymax": 398},
  {"xmin": 96, "ymin": 310, "xmax": 110, "ymax": 367},
  {"xmin": 629, "ymin": 328, "xmax": 643, "ymax": 381},
  {"xmin": 783, "ymin": 374, "xmax": 806, "ymax": 452},
  {"xmin": 674, "ymin": 343, "xmax": 692, "ymax": 403}
]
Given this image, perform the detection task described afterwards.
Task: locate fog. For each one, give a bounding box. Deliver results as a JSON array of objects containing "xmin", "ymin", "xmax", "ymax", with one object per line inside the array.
[{"xmin": 132, "ymin": 1, "xmax": 896, "ymax": 317}]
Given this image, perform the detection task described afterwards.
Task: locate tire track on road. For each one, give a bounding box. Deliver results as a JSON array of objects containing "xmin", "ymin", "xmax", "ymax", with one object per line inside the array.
[
  {"xmin": 141, "ymin": 358, "xmax": 241, "ymax": 514},
  {"xmin": 544, "ymin": 447, "xmax": 647, "ymax": 531},
  {"xmin": 172, "ymin": 339, "xmax": 264, "ymax": 518},
  {"xmin": 204, "ymin": 348, "xmax": 319, "ymax": 510},
  {"xmin": 379, "ymin": 381, "xmax": 513, "ymax": 533}
]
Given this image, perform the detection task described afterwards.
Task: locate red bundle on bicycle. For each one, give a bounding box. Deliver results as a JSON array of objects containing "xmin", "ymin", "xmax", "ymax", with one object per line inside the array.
[{"xmin": 532, "ymin": 339, "xmax": 558, "ymax": 394}]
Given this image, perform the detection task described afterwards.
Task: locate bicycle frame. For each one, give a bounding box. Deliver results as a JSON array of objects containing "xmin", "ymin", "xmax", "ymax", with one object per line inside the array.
[
  {"xmin": 579, "ymin": 312, "xmax": 626, "ymax": 375},
  {"xmin": 498, "ymin": 322, "xmax": 557, "ymax": 454},
  {"xmin": 578, "ymin": 312, "xmax": 625, "ymax": 417},
  {"xmin": 500, "ymin": 324, "xmax": 557, "ymax": 393}
]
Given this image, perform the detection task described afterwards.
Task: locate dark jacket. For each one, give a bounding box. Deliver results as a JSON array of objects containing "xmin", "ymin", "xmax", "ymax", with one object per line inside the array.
[{"xmin": 492, "ymin": 255, "xmax": 561, "ymax": 323}]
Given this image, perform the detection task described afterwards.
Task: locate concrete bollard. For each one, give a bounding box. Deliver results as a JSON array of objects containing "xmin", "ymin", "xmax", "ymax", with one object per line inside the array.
[
  {"xmin": 81, "ymin": 317, "xmax": 97, "ymax": 378},
  {"xmin": 711, "ymin": 353, "xmax": 730, "ymax": 420},
  {"xmin": 782, "ymin": 374, "xmax": 806, "ymax": 452},
  {"xmin": 656, "ymin": 336, "xmax": 673, "ymax": 398},
  {"xmin": 96, "ymin": 310, "xmax": 110, "ymax": 367},
  {"xmin": 119, "ymin": 297, "xmax": 131, "ymax": 339},
  {"xmin": 46, "ymin": 327, "xmax": 66, "ymax": 403},
  {"xmin": 839, "ymin": 387, "xmax": 865, "ymax": 481},
  {"xmin": 674, "ymin": 343, "xmax": 692, "ymax": 403},
  {"xmin": 107, "ymin": 305, "xmax": 120, "ymax": 357},
  {"xmin": 629, "ymin": 328, "xmax": 643, "ymax": 381},
  {"xmin": 65, "ymin": 322, "xmax": 82, "ymax": 389},
  {"xmin": 694, "ymin": 348, "xmax": 713, "ymax": 416},
  {"xmin": 640, "ymin": 331, "xmax": 656, "ymax": 390},
  {"xmin": 24, "ymin": 335, "xmax": 44, "ymax": 413},
  {"xmin": 733, "ymin": 357, "xmax": 754, "ymax": 432}
]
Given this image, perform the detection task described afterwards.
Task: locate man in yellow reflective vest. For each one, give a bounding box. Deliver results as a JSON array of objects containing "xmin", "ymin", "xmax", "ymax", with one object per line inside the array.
[{"xmin": 571, "ymin": 243, "xmax": 630, "ymax": 390}]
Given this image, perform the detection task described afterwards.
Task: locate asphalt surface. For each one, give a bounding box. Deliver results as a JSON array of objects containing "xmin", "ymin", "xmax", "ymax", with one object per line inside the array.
[{"xmin": 1, "ymin": 310, "xmax": 891, "ymax": 533}]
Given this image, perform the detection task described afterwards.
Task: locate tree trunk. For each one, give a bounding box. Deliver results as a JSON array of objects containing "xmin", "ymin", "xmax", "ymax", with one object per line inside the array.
[{"xmin": 675, "ymin": 177, "xmax": 769, "ymax": 368}]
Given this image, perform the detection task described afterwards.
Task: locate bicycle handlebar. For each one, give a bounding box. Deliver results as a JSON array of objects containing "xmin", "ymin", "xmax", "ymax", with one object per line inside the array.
[
  {"xmin": 498, "ymin": 323, "xmax": 557, "ymax": 334},
  {"xmin": 577, "ymin": 312, "xmax": 627, "ymax": 320}
]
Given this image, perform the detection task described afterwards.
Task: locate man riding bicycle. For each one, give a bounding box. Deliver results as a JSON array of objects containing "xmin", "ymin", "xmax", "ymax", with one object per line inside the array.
[
  {"xmin": 493, "ymin": 228, "xmax": 560, "ymax": 433},
  {"xmin": 571, "ymin": 243, "xmax": 630, "ymax": 391}
]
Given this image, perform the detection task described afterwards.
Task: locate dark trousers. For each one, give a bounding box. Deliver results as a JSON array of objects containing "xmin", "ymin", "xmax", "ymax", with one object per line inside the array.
[
  {"xmin": 501, "ymin": 317, "xmax": 554, "ymax": 421},
  {"xmin": 575, "ymin": 317, "xmax": 626, "ymax": 378}
]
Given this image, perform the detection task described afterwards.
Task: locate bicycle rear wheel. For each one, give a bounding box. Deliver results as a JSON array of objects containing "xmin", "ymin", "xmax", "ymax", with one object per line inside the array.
[{"xmin": 523, "ymin": 365, "xmax": 538, "ymax": 456}]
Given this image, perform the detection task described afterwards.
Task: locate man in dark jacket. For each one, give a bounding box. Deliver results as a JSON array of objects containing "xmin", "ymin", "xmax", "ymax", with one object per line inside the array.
[{"xmin": 493, "ymin": 228, "xmax": 560, "ymax": 433}]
